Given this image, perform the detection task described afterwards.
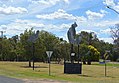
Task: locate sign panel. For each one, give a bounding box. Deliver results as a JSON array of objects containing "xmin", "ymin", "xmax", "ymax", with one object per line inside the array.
[
  {"xmin": 99, "ymin": 59, "xmax": 110, "ymax": 64},
  {"xmin": 46, "ymin": 51, "xmax": 53, "ymax": 76},
  {"xmin": 46, "ymin": 51, "xmax": 53, "ymax": 58},
  {"xmin": 105, "ymin": 50, "xmax": 110, "ymax": 53},
  {"xmin": 99, "ymin": 62, "xmax": 105, "ymax": 64},
  {"xmin": 105, "ymin": 60, "xmax": 111, "ymax": 63},
  {"xmin": 71, "ymin": 53, "xmax": 75, "ymax": 56},
  {"xmin": 99, "ymin": 59, "xmax": 105, "ymax": 64}
]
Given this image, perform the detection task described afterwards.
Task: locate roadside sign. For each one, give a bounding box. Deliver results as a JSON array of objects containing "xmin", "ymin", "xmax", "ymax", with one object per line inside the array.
[
  {"xmin": 105, "ymin": 60, "xmax": 111, "ymax": 63},
  {"xmin": 105, "ymin": 50, "xmax": 110, "ymax": 53},
  {"xmin": 71, "ymin": 53, "xmax": 75, "ymax": 56},
  {"xmin": 99, "ymin": 59, "xmax": 110, "ymax": 64},
  {"xmin": 46, "ymin": 51, "xmax": 53, "ymax": 58},
  {"xmin": 99, "ymin": 59, "xmax": 105, "ymax": 64},
  {"xmin": 99, "ymin": 59, "xmax": 111, "ymax": 77},
  {"xmin": 46, "ymin": 51, "xmax": 53, "ymax": 76},
  {"xmin": 100, "ymin": 62, "xmax": 105, "ymax": 64}
]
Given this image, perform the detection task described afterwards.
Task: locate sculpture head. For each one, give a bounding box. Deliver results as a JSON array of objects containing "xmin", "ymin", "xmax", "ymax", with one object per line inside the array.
[
  {"xmin": 71, "ymin": 22, "xmax": 78, "ymax": 28},
  {"xmin": 36, "ymin": 30, "xmax": 39, "ymax": 34}
]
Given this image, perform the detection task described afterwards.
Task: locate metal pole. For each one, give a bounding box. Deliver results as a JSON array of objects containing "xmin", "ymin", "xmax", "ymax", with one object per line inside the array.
[
  {"xmin": 48, "ymin": 52, "xmax": 51, "ymax": 76},
  {"xmin": 88, "ymin": 33, "xmax": 91, "ymax": 65},
  {"xmin": 78, "ymin": 44, "xmax": 79, "ymax": 63},
  {"xmin": 105, "ymin": 59, "xmax": 107, "ymax": 77},
  {"xmin": 33, "ymin": 43, "xmax": 35, "ymax": 70}
]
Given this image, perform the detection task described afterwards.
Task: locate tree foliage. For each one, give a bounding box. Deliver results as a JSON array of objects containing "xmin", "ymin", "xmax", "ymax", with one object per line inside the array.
[
  {"xmin": 88, "ymin": 45, "xmax": 100, "ymax": 61},
  {"xmin": 0, "ymin": 29, "xmax": 116, "ymax": 63}
]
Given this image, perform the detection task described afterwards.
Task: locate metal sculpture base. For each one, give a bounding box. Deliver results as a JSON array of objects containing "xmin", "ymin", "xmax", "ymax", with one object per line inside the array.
[{"xmin": 64, "ymin": 63, "xmax": 82, "ymax": 74}]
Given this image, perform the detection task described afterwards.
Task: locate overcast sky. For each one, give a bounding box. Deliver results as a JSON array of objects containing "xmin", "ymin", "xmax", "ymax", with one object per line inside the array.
[{"xmin": 0, "ymin": 0, "xmax": 119, "ymax": 43}]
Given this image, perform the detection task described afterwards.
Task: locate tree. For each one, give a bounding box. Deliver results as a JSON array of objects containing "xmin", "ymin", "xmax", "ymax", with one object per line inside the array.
[
  {"xmin": 0, "ymin": 28, "xmax": 116, "ymax": 63},
  {"xmin": 0, "ymin": 38, "xmax": 13, "ymax": 61},
  {"xmin": 111, "ymin": 24, "xmax": 119, "ymax": 61},
  {"xmin": 79, "ymin": 31, "xmax": 98, "ymax": 64},
  {"xmin": 20, "ymin": 28, "xmax": 35, "ymax": 67},
  {"xmin": 88, "ymin": 45, "xmax": 100, "ymax": 61},
  {"xmin": 57, "ymin": 38, "xmax": 70, "ymax": 64},
  {"xmin": 39, "ymin": 30, "xmax": 60, "ymax": 62},
  {"xmin": 79, "ymin": 44, "xmax": 89, "ymax": 64}
]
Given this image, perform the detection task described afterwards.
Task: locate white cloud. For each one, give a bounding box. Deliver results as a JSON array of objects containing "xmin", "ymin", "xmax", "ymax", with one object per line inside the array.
[
  {"xmin": 103, "ymin": 0, "xmax": 115, "ymax": 6},
  {"xmin": 0, "ymin": 0, "xmax": 13, "ymax": 2},
  {"xmin": 64, "ymin": 0, "xmax": 69, "ymax": 3},
  {"xmin": 113, "ymin": 4, "xmax": 119, "ymax": 12},
  {"xmin": 42, "ymin": 23, "xmax": 71, "ymax": 32},
  {"xmin": 0, "ymin": 19, "xmax": 71, "ymax": 37},
  {"xmin": 13, "ymin": 19, "xmax": 45, "ymax": 30},
  {"xmin": 86, "ymin": 10, "xmax": 105, "ymax": 20},
  {"xmin": 28, "ymin": 0, "xmax": 69, "ymax": 14},
  {"xmin": 0, "ymin": 19, "xmax": 43, "ymax": 36},
  {"xmin": 29, "ymin": 0, "xmax": 69, "ymax": 5},
  {"xmin": 79, "ymin": 29, "xmax": 98, "ymax": 34},
  {"xmin": 103, "ymin": 0, "xmax": 119, "ymax": 12},
  {"xmin": 3, "ymin": 19, "xmax": 114, "ymax": 44},
  {"xmin": 36, "ymin": 9, "xmax": 87, "ymax": 22},
  {"xmin": 100, "ymin": 9, "xmax": 108, "ymax": 14},
  {"xmin": 99, "ymin": 37, "xmax": 113, "ymax": 43},
  {"xmin": 15, "ymin": 19, "xmax": 31, "ymax": 24},
  {"xmin": 93, "ymin": 20, "xmax": 119, "ymax": 27},
  {"xmin": 59, "ymin": 33, "xmax": 68, "ymax": 42},
  {"xmin": 0, "ymin": 5, "xmax": 28, "ymax": 15},
  {"xmin": 0, "ymin": 25, "xmax": 7, "ymax": 30},
  {"xmin": 100, "ymin": 28, "xmax": 111, "ymax": 34}
]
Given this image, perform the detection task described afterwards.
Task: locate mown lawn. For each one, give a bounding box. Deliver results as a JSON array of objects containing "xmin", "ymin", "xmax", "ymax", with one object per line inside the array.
[{"xmin": 0, "ymin": 61, "xmax": 118, "ymax": 83}]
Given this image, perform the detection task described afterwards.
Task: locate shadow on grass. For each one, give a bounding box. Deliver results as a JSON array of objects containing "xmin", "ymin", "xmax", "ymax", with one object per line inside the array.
[
  {"xmin": 78, "ymin": 74, "xmax": 93, "ymax": 77},
  {"xmin": 78, "ymin": 74, "xmax": 116, "ymax": 78},
  {"xmin": 105, "ymin": 76, "xmax": 116, "ymax": 78},
  {"xmin": 20, "ymin": 66, "xmax": 48, "ymax": 68}
]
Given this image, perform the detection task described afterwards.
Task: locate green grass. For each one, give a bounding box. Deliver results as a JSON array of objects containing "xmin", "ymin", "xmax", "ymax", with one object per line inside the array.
[
  {"xmin": 0, "ymin": 61, "xmax": 119, "ymax": 83},
  {"xmin": 93, "ymin": 62, "xmax": 119, "ymax": 67}
]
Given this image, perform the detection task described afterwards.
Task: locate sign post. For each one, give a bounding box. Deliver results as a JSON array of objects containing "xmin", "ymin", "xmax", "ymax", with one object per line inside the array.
[
  {"xmin": 46, "ymin": 51, "xmax": 53, "ymax": 76},
  {"xmin": 104, "ymin": 50, "xmax": 110, "ymax": 77},
  {"xmin": 104, "ymin": 59, "xmax": 107, "ymax": 77}
]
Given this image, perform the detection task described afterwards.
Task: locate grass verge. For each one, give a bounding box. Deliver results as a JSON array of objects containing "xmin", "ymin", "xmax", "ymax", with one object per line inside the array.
[{"xmin": 0, "ymin": 61, "xmax": 118, "ymax": 83}]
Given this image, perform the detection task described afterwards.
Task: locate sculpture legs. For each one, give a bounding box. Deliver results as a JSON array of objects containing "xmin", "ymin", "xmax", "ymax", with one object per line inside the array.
[{"xmin": 78, "ymin": 44, "xmax": 80, "ymax": 63}]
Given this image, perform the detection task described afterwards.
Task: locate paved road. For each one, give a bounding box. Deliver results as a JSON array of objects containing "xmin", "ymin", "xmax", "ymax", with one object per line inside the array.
[
  {"xmin": 0, "ymin": 76, "xmax": 24, "ymax": 83},
  {"xmin": 0, "ymin": 76, "xmax": 69, "ymax": 83}
]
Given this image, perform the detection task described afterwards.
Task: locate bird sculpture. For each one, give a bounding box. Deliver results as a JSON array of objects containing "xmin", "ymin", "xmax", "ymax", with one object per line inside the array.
[{"xmin": 27, "ymin": 30, "xmax": 39, "ymax": 43}]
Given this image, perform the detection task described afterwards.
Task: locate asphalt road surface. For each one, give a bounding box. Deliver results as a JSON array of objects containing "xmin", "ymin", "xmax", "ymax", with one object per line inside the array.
[
  {"xmin": 0, "ymin": 76, "xmax": 24, "ymax": 83},
  {"xmin": 0, "ymin": 76, "xmax": 69, "ymax": 83}
]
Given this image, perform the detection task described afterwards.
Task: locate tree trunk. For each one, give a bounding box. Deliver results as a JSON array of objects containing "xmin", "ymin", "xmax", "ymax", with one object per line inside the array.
[
  {"xmin": 83, "ymin": 61, "xmax": 86, "ymax": 64},
  {"xmin": 58, "ymin": 58, "xmax": 60, "ymax": 64},
  {"xmin": 87, "ymin": 60, "xmax": 91, "ymax": 65},
  {"xmin": 29, "ymin": 59, "xmax": 31, "ymax": 67}
]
